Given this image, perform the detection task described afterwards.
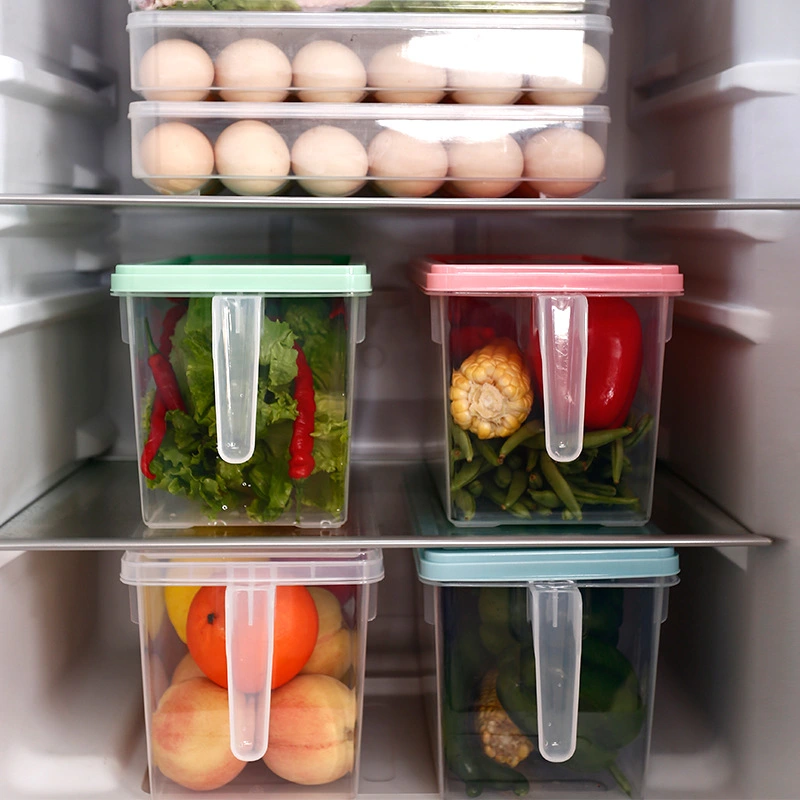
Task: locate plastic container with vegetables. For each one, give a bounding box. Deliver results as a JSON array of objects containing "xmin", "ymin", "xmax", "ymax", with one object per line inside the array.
[
  {"xmin": 111, "ymin": 255, "xmax": 371, "ymax": 528},
  {"xmin": 415, "ymin": 547, "xmax": 679, "ymax": 799},
  {"xmin": 412, "ymin": 255, "xmax": 684, "ymax": 526},
  {"xmin": 121, "ymin": 547, "xmax": 384, "ymax": 799}
]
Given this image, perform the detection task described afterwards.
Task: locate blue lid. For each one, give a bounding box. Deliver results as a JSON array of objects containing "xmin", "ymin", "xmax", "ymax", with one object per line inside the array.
[{"xmin": 416, "ymin": 547, "xmax": 679, "ymax": 584}]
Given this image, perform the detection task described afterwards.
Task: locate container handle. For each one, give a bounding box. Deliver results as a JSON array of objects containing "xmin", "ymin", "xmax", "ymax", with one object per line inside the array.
[
  {"xmin": 535, "ymin": 295, "xmax": 588, "ymax": 463},
  {"xmin": 225, "ymin": 579, "xmax": 275, "ymax": 762},
  {"xmin": 529, "ymin": 581, "xmax": 583, "ymax": 763},
  {"xmin": 212, "ymin": 295, "xmax": 262, "ymax": 465}
]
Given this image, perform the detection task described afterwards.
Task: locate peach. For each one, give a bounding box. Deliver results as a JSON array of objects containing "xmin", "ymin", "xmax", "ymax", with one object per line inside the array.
[
  {"xmin": 151, "ymin": 677, "xmax": 245, "ymax": 791},
  {"xmin": 171, "ymin": 652, "xmax": 205, "ymax": 686},
  {"xmin": 264, "ymin": 674, "xmax": 356, "ymax": 785},
  {"xmin": 300, "ymin": 588, "xmax": 353, "ymax": 681}
]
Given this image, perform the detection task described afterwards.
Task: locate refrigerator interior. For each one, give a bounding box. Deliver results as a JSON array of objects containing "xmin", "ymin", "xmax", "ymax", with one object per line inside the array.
[{"xmin": 0, "ymin": 0, "xmax": 798, "ymax": 798}]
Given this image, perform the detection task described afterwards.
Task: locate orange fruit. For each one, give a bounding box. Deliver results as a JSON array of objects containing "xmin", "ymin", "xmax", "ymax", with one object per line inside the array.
[{"xmin": 186, "ymin": 585, "xmax": 318, "ymax": 693}]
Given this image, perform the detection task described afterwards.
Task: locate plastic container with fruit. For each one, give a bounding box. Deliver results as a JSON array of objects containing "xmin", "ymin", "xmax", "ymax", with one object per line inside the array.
[
  {"xmin": 121, "ymin": 547, "xmax": 384, "ymax": 798},
  {"xmin": 111, "ymin": 255, "xmax": 371, "ymax": 528},
  {"xmin": 411, "ymin": 255, "xmax": 684, "ymax": 526},
  {"xmin": 129, "ymin": 101, "xmax": 609, "ymax": 199},
  {"xmin": 415, "ymin": 546, "xmax": 679, "ymax": 799},
  {"xmin": 129, "ymin": 1, "xmax": 610, "ymax": 15},
  {"xmin": 129, "ymin": 11, "xmax": 611, "ymax": 106}
]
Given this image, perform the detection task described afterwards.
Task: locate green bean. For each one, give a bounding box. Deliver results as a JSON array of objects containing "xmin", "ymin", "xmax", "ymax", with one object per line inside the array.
[
  {"xmin": 507, "ymin": 502, "xmax": 532, "ymax": 519},
  {"xmin": 623, "ymin": 414, "xmax": 654, "ymax": 449},
  {"xmin": 526, "ymin": 448, "xmax": 539, "ymax": 472},
  {"xmin": 528, "ymin": 489, "xmax": 562, "ymax": 509},
  {"xmin": 540, "ymin": 452, "xmax": 583, "ymax": 520},
  {"xmin": 482, "ymin": 479, "xmax": 510, "ymax": 510},
  {"xmin": 451, "ymin": 459, "xmax": 482, "ymax": 491},
  {"xmin": 506, "ymin": 453, "xmax": 524, "ymax": 472},
  {"xmin": 570, "ymin": 488, "xmax": 640, "ymax": 506},
  {"xmin": 467, "ymin": 480, "xmax": 483, "ymax": 498},
  {"xmin": 453, "ymin": 489, "xmax": 477, "ymax": 520},
  {"xmin": 494, "ymin": 465, "xmax": 513, "ymax": 489},
  {"xmin": 583, "ymin": 427, "xmax": 633, "ymax": 449},
  {"xmin": 517, "ymin": 494, "xmax": 537, "ymax": 512},
  {"xmin": 561, "ymin": 509, "xmax": 575, "ymax": 521},
  {"xmin": 536, "ymin": 508, "xmax": 553, "ymax": 517},
  {"xmin": 611, "ymin": 437, "xmax": 624, "ymax": 485},
  {"xmin": 557, "ymin": 459, "xmax": 587, "ymax": 476},
  {"xmin": 450, "ymin": 421, "xmax": 474, "ymax": 463},
  {"xmin": 523, "ymin": 432, "xmax": 546, "ymax": 449},
  {"xmin": 528, "ymin": 471, "xmax": 544, "ymax": 490},
  {"xmin": 505, "ymin": 470, "xmax": 528, "ymax": 508},
  {"xmin": 478, "ymin": 460, "xmax": 496, "ymax": 477},
  {"xmin": 568, "ymin": 477, "xmax": 617, "ymax": 497},
  {"xmin": 451, "ymin": 447, "xmax": 464, "ymax": 462},
  {"xmin": 476, "ymin": 439, "xmax": 501, "ymax": 466},
  {"xmin": 499, "ymin": 420, "xmax": 544, "ymax": 461}
]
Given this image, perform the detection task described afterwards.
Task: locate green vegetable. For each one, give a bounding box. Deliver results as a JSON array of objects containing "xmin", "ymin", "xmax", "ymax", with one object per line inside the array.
[{"xmin": 144, "ymin": 297, "xmax": 348, "ymax": 522}]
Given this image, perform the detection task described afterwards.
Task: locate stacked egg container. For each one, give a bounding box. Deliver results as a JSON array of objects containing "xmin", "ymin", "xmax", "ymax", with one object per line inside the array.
[{"xmin": 126, "ymin": 4, "xmax": 613, "ymax": 199}]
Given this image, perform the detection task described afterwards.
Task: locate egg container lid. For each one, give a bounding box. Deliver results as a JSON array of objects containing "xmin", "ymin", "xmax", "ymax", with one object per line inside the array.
[
  {"xmin": 412, "ymin": 253, "xmax": 683, "ymax": 295},
  {"xmin": 128, "ymin": 101, "xmax": 610, "ymax": 124},
  {"xmin": 127, "ymin": 10, "xmax": 613, "ymax": 31},
  {"xmin": 111, "ymin": 254, "xmax": 372, "ymax": 296}
]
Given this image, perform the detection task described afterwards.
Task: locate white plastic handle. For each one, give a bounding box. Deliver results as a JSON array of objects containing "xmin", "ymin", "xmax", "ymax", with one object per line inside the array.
[
  {"xmin": 535, "ymin": 295, "xmax": 588, "ymax": 463},
  {"xmin": 212, "ymin": 295, "xmax": 263, "ymax": 465},
  {"xmin": 529, "ymin": 581, "xmax": 583, "ymax": 763},
  {"xmin": 225, "ymin": 580, "xmax": 275, "ymax": 762}
]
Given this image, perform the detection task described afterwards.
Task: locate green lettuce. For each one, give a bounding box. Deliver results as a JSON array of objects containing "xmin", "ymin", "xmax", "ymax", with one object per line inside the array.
[{"xmin": 144, "ymin": 297, "xmax": 350, "ymax": 524}]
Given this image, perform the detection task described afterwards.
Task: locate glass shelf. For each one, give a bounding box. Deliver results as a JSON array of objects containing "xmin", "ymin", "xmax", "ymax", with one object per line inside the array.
[
  {"xmin": 0, "ymin": 459, "xmax": 771, "ymax": 551},
  {"xmin": 0, "ymin": 194, "xmax": 799, "ymax": 211}
]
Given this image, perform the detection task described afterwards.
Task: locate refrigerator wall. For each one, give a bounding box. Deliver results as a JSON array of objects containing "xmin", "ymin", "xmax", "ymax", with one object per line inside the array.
[{"xmin": 0, "ymin": 0, "xmax": 798, "ymax": 798}]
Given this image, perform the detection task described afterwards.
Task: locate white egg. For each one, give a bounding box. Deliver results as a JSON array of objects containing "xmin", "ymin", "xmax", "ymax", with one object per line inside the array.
[
  {"xmin": 214, "ymin": 121, "xmax": 290, "ymax": 196},
  {"xmin": 291, "ymin": 126, "xmax": 368, "ymax": 197},
  {"xmin": 367, "ymin": 43, "xmax": 447, "ymax": 104},
  {"xmin": 138, "ymin": 39, "xmax": 214, "ymax": 101},
  {"xmin": 368, "ymin": 129, "xmax": 448, "ymax": 198},
  {"xmin": 449, "ymin": 69, "xmax": 523, "ymax": 105},
  {"xmin": 139, "ymin": 122, "xmax": 215, "ymax": 195},
  {"xmin": 522, "ymin": 127, "xmax": 605, "ymax": 198},
  {"xmin": 527, "ymin": 43, "xmax": 607, "ymax": 105},
  {"xmin": 215, "ymin": 39, "xmax": 292, "ymax": 102},
  {"xmin": 448, "ymin": 135, "xmax": 524, "ymax": 198},
  {"xmin": 292, "ymin": 41, "xmax": 366, "ymax": 103}
]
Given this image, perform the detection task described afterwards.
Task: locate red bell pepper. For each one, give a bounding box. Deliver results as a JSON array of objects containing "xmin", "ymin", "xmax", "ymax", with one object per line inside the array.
[
  {"xmin": 530, "ymin": 297, "xmax": 643, "ymax": 431},
  {"xmin": 448, "ymin": 297, "xmax": 518, "ymax": 364}
]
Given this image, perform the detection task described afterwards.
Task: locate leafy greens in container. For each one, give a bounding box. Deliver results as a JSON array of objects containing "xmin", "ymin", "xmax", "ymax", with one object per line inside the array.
[{"xmin": 144, "ymin": 297, "xmax": 350, "ymax": 523}]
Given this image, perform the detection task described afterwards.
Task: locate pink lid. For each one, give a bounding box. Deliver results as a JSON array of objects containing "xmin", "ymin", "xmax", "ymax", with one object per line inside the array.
[{"xmin": 412, "ymin": 254, "xmax": 684, "ymax": 296}]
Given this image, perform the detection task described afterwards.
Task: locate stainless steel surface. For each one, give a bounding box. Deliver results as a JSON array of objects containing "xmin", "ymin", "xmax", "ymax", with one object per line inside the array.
[
  {"xmin": 0, "ymin": 460, "xmax": 771, "ymax": 550},
  {"xmin": 1, "ymin": 194, "xmax": 800, "ymax": 211}
]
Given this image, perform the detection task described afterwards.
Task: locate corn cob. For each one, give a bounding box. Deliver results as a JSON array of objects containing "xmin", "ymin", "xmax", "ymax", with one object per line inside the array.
[
  {"xmin": 450, "ymin": 338, "xmax": 533, "ymax": 440},
  {"xmin": 476, "ymin": 669, "xmax": 534, "ymax": 768}
]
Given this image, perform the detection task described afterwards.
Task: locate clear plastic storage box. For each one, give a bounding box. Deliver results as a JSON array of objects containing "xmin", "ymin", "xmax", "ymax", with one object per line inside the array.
[
  {"xmin": 415, "ymin": 546, "xmax": 679, "ymax": 799},
  {"xmin": 129, "ymin": 101, "xmax": 610, "ymax": 199},
  {"xmin": 129, "ymin": 1, "xmax": 610, "ymax": 15},
  {"xmin": 121, "ymin": 548, "xmax": 384, "ymax": 799},
  {"xmin": 412, "ymin": 255, "xmax": 684, "ymax": 526},
  {"xmin": 110, "ymin": 255, "xmax": 371, "ymax": 528},
  {"xmin": 128, "ymin": 12, "xmax": 612, "ymax": 106}
]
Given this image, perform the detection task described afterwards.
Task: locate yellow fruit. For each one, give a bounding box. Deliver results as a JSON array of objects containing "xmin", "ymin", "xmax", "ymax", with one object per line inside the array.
[{"xmin": 165, "ymin": 585, "xmax": 201, "ymax": 644}]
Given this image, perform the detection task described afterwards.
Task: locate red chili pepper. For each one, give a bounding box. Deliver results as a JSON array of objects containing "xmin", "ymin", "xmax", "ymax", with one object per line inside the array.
[
  {"xmin": 140, "ymin": 393, "xmax": 166, "ymax": 481},
  {"xmin": 530, "ymin": 297, "xmax": 643, "ymax": 431},
  {"xmin": 288, "ymin": 342, "xmax": 316, "ymax": 480},
  {"xmin": 159, "ymin": 301, "xmax": 188, "ymax": 356},
  {"xmin": 329, "ymin": 299, "xmax": 345, "ymax": 320},
  {"xmin": 145, "ymin": 319, "xmax": 185, "ymax": 413}
]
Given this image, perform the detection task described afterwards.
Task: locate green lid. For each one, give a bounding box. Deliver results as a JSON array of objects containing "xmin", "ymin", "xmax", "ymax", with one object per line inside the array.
[
  {"xmin": 415, "ymin": 547, "xmax": 680, "ymax": 584},
  {"xmin": 111, "ymin": 254, "xmax": 371, "ymax": 296}
]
